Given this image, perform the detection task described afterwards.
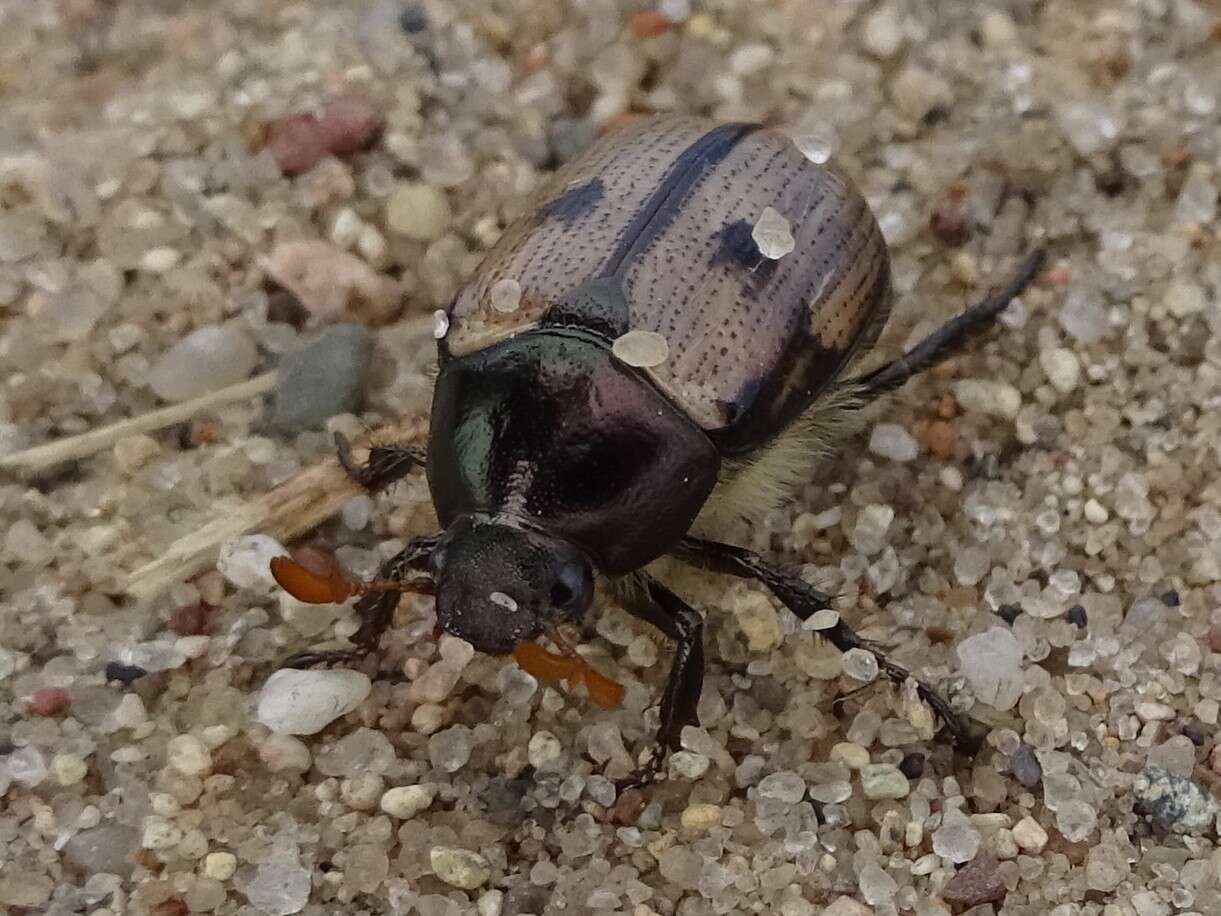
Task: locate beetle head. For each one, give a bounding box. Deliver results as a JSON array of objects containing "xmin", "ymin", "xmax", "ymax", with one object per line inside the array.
[{"xmin": 430, "ymin": 516, "xmax": 594, "ymax": 654}]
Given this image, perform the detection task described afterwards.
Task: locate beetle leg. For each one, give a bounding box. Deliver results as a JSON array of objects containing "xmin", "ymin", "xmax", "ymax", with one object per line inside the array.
[
  {"xmin": 672, "ymin": 537, "xmax": 981, "ymax": 751},
  {"xmin": 849, "ymin": 249, "xmax": 1045, "ymax": 401},
  {"xmin": 335, "ymin": 431, "xmax": 425, "ymax": 493},
  {"xmin": 618, "ymin": 575, "xmax": 706, "ymax": 773},
  {"xmin": 280, "ymin": 534, "xmax": 440, "ymax": 671}
]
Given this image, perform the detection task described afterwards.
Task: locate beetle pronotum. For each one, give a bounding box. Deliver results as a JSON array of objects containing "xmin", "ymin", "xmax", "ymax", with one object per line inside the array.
[{"xmin": 275, "ymin": 116, "xmax": 1043, "ymax": 781}]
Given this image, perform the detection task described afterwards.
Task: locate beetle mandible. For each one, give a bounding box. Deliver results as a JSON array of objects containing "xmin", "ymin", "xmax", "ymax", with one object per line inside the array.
[{"xmin": 277, "ymin": 116, "xmax": 1043, "ymax": 775}]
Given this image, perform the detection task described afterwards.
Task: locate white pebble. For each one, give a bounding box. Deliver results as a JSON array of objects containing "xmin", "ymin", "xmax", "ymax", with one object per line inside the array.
[
  {"xmin": 805, "ymin": 608, "xmax": 840, "ymax": 631},
  {"xmin": 258, "ymin": 733, "xmax": 313, "ymax": 773},
  {"xmin": 842, "ymin": 648, "xmax": 879, "ymax": 683},
  {"xmin": 380, "ymin": 784, "xmax": 436, "ymax": 819},
  {"xmin": 1040, "ymin": 347, "xmax": 1081, "ymax": 394},
  {"xmin": 216, "ymin": 534, "xmax": 287, "ymax": 593},
  {"xmin": 330, "ymin": 208, "xmax": 363, "ymax": 249},
  {"xmin": 862, "ymin": 3, "xmax": 905, "ymax": 59},
  {"xmin": 257, "ymin": 668, "xmax": 372, "ymax": 736},
  {"xmin": 612, "ymin": 329, "xmax": 669, "ymax": 368},
  {"xmin": 490, "ymin": 277, "xmax": 523, "ymax": 313},
  {"xmin": 205, "ymin": 851, "xmax": 238, "ymax": 881},
  {"xmin": 869, "ymin": 423, "xmax": 919, "ymax": 461},
  {"xmin": 752, "ymin": 206, "xmax": 795, "ymax": 259},
  {"xmin": 432, "ymin": 309, "xmax": 450, "ymax": 340},
  {"xmin": 166, "ymin": 734, "xmax": 212, "ymax": 776},
  {"xmin": 142, "ymin": 816, "xmax": 183, "ymax": 850},
  {"xmin": 953, "ymin": 379, "xmax": 1021, "ymax": 420},
  {"xmin": 430, "ymin": 846, "xmax": 491, "ymax": 889},
  {"xmin": 146, "ymin": 324, "xmax": 259, "ymax": 402},
  {"xmin": 1084, "ymin": 498, "xmax": 1109, "ymax": 524},
  {"xmin": 1012, "ymin": 815, "xmax": 1048, "ymax": 853},
  {"xmin": 527, "ymin": 730, "xmax": 563, "ymax": 769},
  {"xmin": 140, "ymin": 247, "xmax": 181, "ymax": 273},
  {"xmin": 50, "ymin": 753, "xmax": 88, "ymax": 786},
  {"xmin": 957, "ymin": 626, "xmax": 1024, "ymax": 711}
]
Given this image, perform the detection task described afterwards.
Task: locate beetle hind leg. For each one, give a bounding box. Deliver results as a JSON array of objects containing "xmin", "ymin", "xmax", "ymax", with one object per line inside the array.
[
  {"xmin": 849, "ymin": 249, "xmax": 1045, "ymax": 401},
  {"xmin": 672, "ymin": 536, "xmax": 982, "ymax": 752},
  {"xmin": 335, "ymin": 431, "xmax": 425, "ymax": 493}
]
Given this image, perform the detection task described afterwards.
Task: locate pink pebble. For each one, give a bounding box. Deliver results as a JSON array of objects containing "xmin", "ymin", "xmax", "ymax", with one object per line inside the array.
[
  {"xmin": 317, "ymin": 96, "xmax": 382, "ymax": 155},
  {"xmin": 29, "ymin": 687, "xmax": 70, "ymax": 717},
  {"xmin": 265, "ymin": 114, "xmax": 330, "ymax": 176},
  {"xmin": 265, "ymin": 97, "xmax": 382, "ymax": 176}
]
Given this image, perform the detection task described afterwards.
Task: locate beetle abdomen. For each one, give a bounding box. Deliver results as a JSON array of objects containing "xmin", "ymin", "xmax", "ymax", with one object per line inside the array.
[{"xmin": 443, "ymin": 116, "xmax": 890, "ymax": 455}]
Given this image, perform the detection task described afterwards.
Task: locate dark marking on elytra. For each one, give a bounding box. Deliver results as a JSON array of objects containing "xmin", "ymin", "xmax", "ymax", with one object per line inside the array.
[
  {"xmin": 537, "ymin": 178, "xmax": 605, "ymax": 226},
  {"xmin": 711, "ymin": 219, "xmax": 780, "ymax": 290}
]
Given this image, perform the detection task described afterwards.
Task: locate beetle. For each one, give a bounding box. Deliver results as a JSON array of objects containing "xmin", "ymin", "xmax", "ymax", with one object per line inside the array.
[{"xmin": 278, "ymin": 115, "xmax": 1043, "ymax": 774}]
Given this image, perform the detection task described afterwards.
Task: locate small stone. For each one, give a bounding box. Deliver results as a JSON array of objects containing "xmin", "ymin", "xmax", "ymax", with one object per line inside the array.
[
  {"xmin": 1086, "ymin": 843, "xmax": 1129, "ymax": 892},
  {"xmin": 628, "ymin": 10, "xmax": 671, "ymax": 39},
  {"xmin": 898, "ymin": 752, "xmax": 925, "ymax": 779},
  {"xmin": 952, "ymin": 379, "xmax": 1021, "ymax": 420},
  {"xmin": 490, "ymin": 277, "xmax": 522, "ymax": 313},
  {"xmin": 477, "ymin": 890, "xmax": 505, "ymax": 916},
  {"xmin": 105, "ymin": 660, "xmax": 148, "ymax": 684},
  {"xmin": 142, "ymin": 815, "xmax": 184, "ymax": 850},
  {"xmin": 147, "ymin": 324, "xmax": 259, "ymax": 402},
  {"xmin": 822, "ymin": 898, "xmax": 873, "ymax": 916},
  {"xmin": 850, "ymin": 504, "xmax": 894, "ymax": 556},
  {"xmin": 733, "ymin": 590, "xmax": 782, "ymax": 651},
  {"xmin": 269, "ymin": 324, "xmax": 373, "ymax": 434},
  {"xmin": 957, "ymin": 626, "xmax": 1024, "ymax": 710},
  {"xmin": 1056, "ymin": 799, "xmax": 1097, "ymax": 841},
  {"xmin": 386, "ymin": 182, "xmax": 452, "ymax": 242},
  {"xmin": 380, "ymin": 784, "xmax": 436, "ymax": 819},
  {"xmin": 430, "ymin": 847, "xmax": 491, "ymax": 890},
  {"xmin": 612, "ymin": 329, "xmax": 669, "ymax": 368},
  {"xmin": 1133, "ymin": 766, "xmax": 1221, "ymax": 835},
  {"xmin": 869, "ymin": 423, "xmax": 919, "ymax": 461},
  {"xmin": 862, "ymin": 3, "xmax": 904, "ymax": 58},
  {"xmin": 842, "ymin": 648, "xmax": 879, "ymax": 683},
  {"xmin": 432, "ymin": 309, "xmax": 450, "ymax": 339},
  {"xmin": 429, "ymin": 725, "xmax": 474, "ymax": 772},
  {"xmin": 954, "ymin": 547, "xmax": 990, "ymax": 586},
  {"xmin": 527, "ymin": 730, "xmax": 563, "ymax": 769},
  {"xmin": 258, "ymin": 733, "xmax": 312, "ymax": 772},
  {"xmin": 62, "ymin": 823, "xmax": 140, "ymax": 877},
  {"xmin": 860, "ymin": 763, "xmax": 910, "ymax": 799},
  {"xmin": 111, "ymin": 693, "xmax": 148, "ymax": 729},
  {"xmin": 1084, "ymin": 499, "xmax": 1109, "ymax": 524},
  {"xmin": 658, "ymin": 846, "xmax": 703, "ymax": 889},
  {"xmin": 889, "ymin": 65, "xmax": 953, "ymax": 121},
  {"xmin": 1040, "ymin": 347, "xmax": 1080, "ymax": 394},
  {"xmin": 205, "ymin": 851, "xmax": 237, "ymax": 881},
  {"xmin": 681, "ymin": 802, "xmax": 722, "ymax": 829},
  {"xmin": 933, "ymin": 806, "xmax": 981, "ymax": 864},
  {"xmin": 140, "ymin": 247, "xmax": 181, "ymax": 273},
  {"xmin": 113, "ymin": 433, "xmax": 161, "ymax": 472},
  {"xmin": 752, "ymin": 206, "xmax": 795, "ymax": 259},
  {"xmin": 792, "ymin": 125, "xmax": 836, "ymax": 164},
  {"xmin": 1054, "ymin": 100, "xmax": 1121, "ymax": 157},
  {"xmin": 28, "ymin": 687, "xmax": 70, "ymax": 716},
  {"xmin": 0, "ymin": 874, "xmax": 54, "ymax": 908},
  {"xmin": 670, "ymin": 751, "xmax": 710, "ymax": 779},
  {"xmin": 1163, "ymin": 281, "xmax": 1205, "ymax": 318},
  {"xmin": 1012, "ymin": 815, "xmax": 1048, "ymax": 852},
  {"xmin": 1058, "ymin": 291, "xmax": 1108, "ymax": 344},
  {"xmin": 858, "ymin": 863, "xmax": 897, "ymax": 906},
  {"xmin": 806, "ymin": 608, "xmax": 840, "ymax": 631},
  {"xmin": 167, "ymin": 602, "xmax": 210, "ymax": 636},
  {"xmin": 729, "ymin": 43, "xmax": 773, "ymax": 76},
  {"xmin": 166, "ymin": 734, "xmax": 212, "ymax": 776},
  {"xmin": 830, "ymin": 742, "xmax": 870, "ymax": 769},
  {"xmin": 262, "ymin": 240, "xmax": 401, "ymax": 325},
  {"xmin": 266, "ymin": 97, "xmax": 381, "ymax": 175},
  {"xmin": 217, "ymin": 534, "xmax": 287, "ymax": 592},
  {"xmin": 50, "ymin": 752, "xmax": 88, "ymax": 785},
  {"xmin": 238, "ymin": 853, "xmax": 312, "ymax": 915},
  {"xmin": 757, "ymin": 770, "xmax": 806, "ymax": 804},
  {"xmin": 256, "ymin": 668, "xmax": 372, "ymax": 736},
  {"xmin": 941, "ymin": 852, "xmax": 1006, "ymax": 908}
]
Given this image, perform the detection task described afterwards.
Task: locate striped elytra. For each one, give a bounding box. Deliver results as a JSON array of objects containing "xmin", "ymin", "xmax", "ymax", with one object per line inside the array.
[{"xmin": 441, "ymin": 115, "xmax": 890, "ymax": 456}]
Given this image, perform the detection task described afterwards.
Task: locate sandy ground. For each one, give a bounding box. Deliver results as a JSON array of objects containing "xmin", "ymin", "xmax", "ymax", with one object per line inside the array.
[{"xmin": 1, "ymin": 1, "xmax": 1220, "ymax": 915}]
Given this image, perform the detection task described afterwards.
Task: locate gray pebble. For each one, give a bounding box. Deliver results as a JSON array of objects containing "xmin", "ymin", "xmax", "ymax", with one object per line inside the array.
[
  {"xmin": 62, "ymin": 823, "xmax": 140, "ymax": 877},
  {"xmin": 269, "ymin": 324, "xmax": 373, "ymax": 434},
  {"xmin": 1133, "ymin": 766, "xmax": 1220, "ymax": 835},
  {"xmin": 1010, "ymin": 744, "xmax": 1042, "ymax": 788}
]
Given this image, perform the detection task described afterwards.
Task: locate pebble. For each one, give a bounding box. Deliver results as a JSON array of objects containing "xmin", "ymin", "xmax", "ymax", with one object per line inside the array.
[
  {"xmin": 266, "ymin": 96, "xmax": 381, "ymax": 175},
  {"xmin": 1086, "ymin": 843, "xmax": 1129, "ymax": 892},
  {"xmin": 432, "ymin": 309, "xmax": 450, "ymax": 340},
  {"xmin": 28, "ymin": 687, "xmax": 70, "ymax": 716},
  {"xmin": 868, "ymin": 423, "xmax": 919, "ymax": 461},
  {"xmin": 612, "ymin": 329, "xmax": 669, "ymax": 368},
  {"xmin": 757, "ymin": 770, "xmax": 806, "ymax": 804},
  {"xmin": 204, "ymin": 851, "xmax": 237, "ymax": 881},
  {"xmin": 1084, "ymin": 498, "xmax": 1109, "ymax": 524},
  {"xmin": 860, "ymin": 763, "xmax": 910, "ymax": 799},
  {"xmin": 889, "ymin": 64, "xmax": 952, "ymax": 121},
  {"xmin": 1163, "ymin": 280, "xmax": 1205, "ymax": 318},
  {"xmin": 62, "ymin": 823, "xmax": 139, "ymax": 877},
  {"xmin": 670, "ymin": 750, "xmax": 710, "ymax": 779},
  {"xmin": 1010, "ymin": 744, "xmax": 1042, "ymax": 787},
  {"xmin": 850, "ymin": 504, "xmax": 894, "ymax": 556},
  {"xmin": 386, "ymin": 182, "xmax": 452, "ymax": 242},
  {"xmin": 1040, "ymin": 347, "xmax": 1081, "ymax": 393},
  {"xmin": 933, "ymin": 806, "xmax": 981, "ymax": 864},
  {"xmin": 822, "ymin": 898, "xmax": 873, "ymax": 916},
  {"xmin": 830, "ymin": 742, "xmax": 870, "ymax": 770},
  {"xmin": 752, "ymin": 206, "xmax": 795, "ymax": 259},
  {"xmin": 1012, "ymin": 815, "xmax": 1048, "ymax": 852},
  {"xmin": 941, "ymin": 852, "xmax": 1007, "ymax": 908},
  {"xmin": 256, "ymin": 669, "xmax": 372, "ymax": 736},
  {"xmin": 269, "ymin": 324, "xmax": 373, "ymax": 434},
  {"xmin": 380, "ymin": 784, "xmax": 436, "ymax": 819},
  {"xmin": 50, "ymin": 752, "xmax": 88, "ymax": 785},
  {"xmin": 842, "ymin": 648, "xmax": 879, "ymax": 683},
  {"xmin": 430, "ymin": 846, "xmax": 492, "ymax": 889},
  {"xmin": 1133, "ymin": 766, "xmax": 1220, "ymax": 835},
  {"xmin": 261, "ymin": 240, "xmax": 401, "ymax": 325},
  {"xmin": 166, "ymin": 734, "xmax": 212, "ymax": 775},
  {"xmin": 957, "ymin": 626, "xmax": 1024, "ymax": 710},
  {"xmin": 527, "ymin": 730, "xmax": 563, "ymax": 769},
  {"xmin": 0, "ymin": 875, "xmax": 54, "ymax": 908},
  {"xmin": 429, "ymin": 725, "xmax": 474, "ymax": 772},
  {"xmin": 733, "ymin": 590, "xmax": 781, "ymax": 651},
  {"xmin": 658, "ymin": 846, "xmax": 703, "ymax": 889},
  {"xmin": 858, "ymin": 863, "xmax": 897, "ymax": 906},
  {"xmin": 862, "ymin": 3, "xmax": 904, "ymax": 58},
  {"xmin": 680, "ymin": 802, "xmax": 722, "ymax": 829},
  {"xmin": 1059, "ymin": 291, "xmax": 1108, "ymax": 343},
  {"xmin": 238, "ymin": 854, "xmax": 312, "ymax": 915},
  {"xmin": 258, "ymin": 733, "xmax": 313, "ymax": 773},
  {"xmin": 216, "ymin": 534, "xmax": 288, "ymax": 592},
  {"xmin": 142, "ymin": 815, "xmax": 184, "ymax": 850},
  {"xmin": 477, "ymin": 890, "xmax": 505, "ymax": 916},
  {"xmin": 146, "ymin": 324, "xmax": 259, "ymax": 402},
  {"xmin": 952, "ymin": 379, "xmax": 1021, "ymax": 420}
]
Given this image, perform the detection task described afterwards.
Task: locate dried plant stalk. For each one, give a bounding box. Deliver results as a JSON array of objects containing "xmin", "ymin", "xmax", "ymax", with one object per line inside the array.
[
  {"xmin": 0, "ymin": 372, "xmax": 278, "ymax": 474},
  {"xmin": 125, "ymin": 417, "xmax": 427, "ymax": 600}
]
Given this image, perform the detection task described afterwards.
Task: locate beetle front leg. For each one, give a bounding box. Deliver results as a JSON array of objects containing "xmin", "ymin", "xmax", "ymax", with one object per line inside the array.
[
  {"xmin": 281, "ymin": 534, "xmax": 440, "ymax": 670},
  {"xmin": 617, "ymin": 576, "xmax": 706, "ymax": 783},
  {"xmin": 335, "ymin": 431, "xmax": 426, "ymax": 494},
  {"xmin": 672, "ymin": 536, "xmax": 980, "ymax": 751}
]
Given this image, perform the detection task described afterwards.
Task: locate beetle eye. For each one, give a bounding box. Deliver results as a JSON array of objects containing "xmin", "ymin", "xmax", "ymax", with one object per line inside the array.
[
  {"xmin": 550, "ymin": 581, "xmax": 574, "ymax": 607},
  {"xmin": 549, "ymin": 557, "xmax": 591, "ymax": 612}
]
